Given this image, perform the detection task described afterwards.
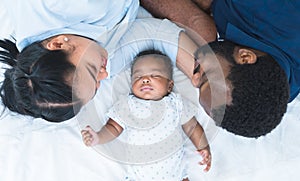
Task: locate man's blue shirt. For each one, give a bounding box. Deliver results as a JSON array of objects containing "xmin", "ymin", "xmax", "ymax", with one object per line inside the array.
[{"xmin": 212, "ymin": 0, "xmax": 300, "ymax": 101}]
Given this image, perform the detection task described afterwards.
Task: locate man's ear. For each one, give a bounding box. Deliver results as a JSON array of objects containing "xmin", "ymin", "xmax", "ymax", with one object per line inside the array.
[
  {"xmin": 234, "ymin": 48, "xmax": 257, "ymax": 64},
  {"xmin": 191, "ymin": 72, "xmax": 201, "ymax": 88},
  {"xmin": 45, "ymin": 35, "xmax": 70, "ymax": 50}
]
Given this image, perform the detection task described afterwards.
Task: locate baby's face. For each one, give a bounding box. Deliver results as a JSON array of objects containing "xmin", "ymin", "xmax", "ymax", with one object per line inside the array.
[{"xmin": 131, "ymin": 56, "xmax": 173, "ymax": 100}]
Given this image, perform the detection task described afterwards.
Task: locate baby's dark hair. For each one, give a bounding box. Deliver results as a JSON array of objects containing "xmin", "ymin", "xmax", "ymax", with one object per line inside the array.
[
  {"xmin": 207, "ymin": 41, "xmax": 289, "ymax": 137},
  {"xmin": 0, "ymin": 39, "xmax": 82, "ymax": 122},
  {"xmin": 131, "ymin": 49, "xmax": 173, "ymax": 80}
]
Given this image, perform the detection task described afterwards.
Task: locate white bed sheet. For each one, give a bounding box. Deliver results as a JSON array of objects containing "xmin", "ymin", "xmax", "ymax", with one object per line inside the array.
[{"xmin": 1, "ymin": 4, "xmax": 300, "ymax": 181}]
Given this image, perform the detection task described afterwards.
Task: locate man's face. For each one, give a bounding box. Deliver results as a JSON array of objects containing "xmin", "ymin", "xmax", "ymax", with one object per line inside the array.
[{"xmin": 192, "ymin": 41, "xmax": 235, "ymax": 116}]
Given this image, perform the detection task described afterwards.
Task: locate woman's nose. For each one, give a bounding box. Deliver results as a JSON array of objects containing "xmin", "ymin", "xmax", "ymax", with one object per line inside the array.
[
  {"xmin": 96, "ymin": 73, "xmax": 102, "ymax": 82},
  {"xmin": 96, "ymin": 67, "xmax": 108, "ymax": 82}
]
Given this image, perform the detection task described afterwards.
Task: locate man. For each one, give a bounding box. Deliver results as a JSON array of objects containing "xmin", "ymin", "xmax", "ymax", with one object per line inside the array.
[{"xmin": 141, "ymin": 0, "xmax": 299, "ymax": 137}]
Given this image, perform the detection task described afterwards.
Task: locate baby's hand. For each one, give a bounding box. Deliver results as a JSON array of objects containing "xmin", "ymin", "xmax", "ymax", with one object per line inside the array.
[
  {"xmin": 81, "ymin": 125, "xmax": 100, "ymax": 146},
  {"xmin": 197, "ymin": 145, "xmax": 212, "ymax": 172}
]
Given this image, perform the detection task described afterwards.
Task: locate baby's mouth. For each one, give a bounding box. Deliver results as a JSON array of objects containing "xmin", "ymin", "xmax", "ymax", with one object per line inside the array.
[{"xmin": 140, "ymin": 86, "xmax": 153, "ymax": 91}]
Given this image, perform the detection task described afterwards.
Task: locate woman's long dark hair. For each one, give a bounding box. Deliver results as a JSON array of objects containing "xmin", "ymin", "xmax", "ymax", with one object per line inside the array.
[{"xmin": 0, "ymin": 39, "xmax": 83, "ymax": 122}]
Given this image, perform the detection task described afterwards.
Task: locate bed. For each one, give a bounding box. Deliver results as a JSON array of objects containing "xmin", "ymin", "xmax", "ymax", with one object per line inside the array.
[{"xmin": 1, "ymin": 4, "xmax": 300, "ymax": 181}]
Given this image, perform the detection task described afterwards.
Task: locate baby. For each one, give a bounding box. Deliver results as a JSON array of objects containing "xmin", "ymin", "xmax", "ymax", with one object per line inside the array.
[{"xmin": 81, "ymin": 50, "xmax": 211, "ymax": 181}]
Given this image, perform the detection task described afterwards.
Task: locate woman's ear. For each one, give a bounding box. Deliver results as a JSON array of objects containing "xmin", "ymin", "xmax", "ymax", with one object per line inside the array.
[
  {"xmin": 191, "ymin": 72, "xmax": 201, "ymax": 88},
  {"xmin": 45, "ymin": 35, "xmax": 71, "ymax": 51},
  {"xmin": 234, "ymin": 48, "xmax": 257, "ymax": 64}
]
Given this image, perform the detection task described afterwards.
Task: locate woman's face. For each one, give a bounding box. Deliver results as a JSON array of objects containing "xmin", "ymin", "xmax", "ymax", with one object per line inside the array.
[{"xmin": 65, "ymin": 35, "xmax": 108, "ymax": 104}]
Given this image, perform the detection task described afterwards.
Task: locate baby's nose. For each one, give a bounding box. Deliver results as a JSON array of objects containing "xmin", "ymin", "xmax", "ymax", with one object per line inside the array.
[{"xmin": 142, "ymin": 76, "xmax": 150, "ymax": 84}]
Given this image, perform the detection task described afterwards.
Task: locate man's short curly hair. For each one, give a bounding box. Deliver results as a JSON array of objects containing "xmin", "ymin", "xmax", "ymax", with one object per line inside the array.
[{"xmin": 210, "ymin": 41, "xmax": 289, "ymax": 138}]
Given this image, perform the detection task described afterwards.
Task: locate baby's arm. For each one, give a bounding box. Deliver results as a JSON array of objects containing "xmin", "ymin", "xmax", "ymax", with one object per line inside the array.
[
  {"xmin": 81, "ymin": 118, "xmax": 123, "ymax": 146},
  {"xmin": 182, "ymin": 117, "xmax": 212, "ymax": 172}
]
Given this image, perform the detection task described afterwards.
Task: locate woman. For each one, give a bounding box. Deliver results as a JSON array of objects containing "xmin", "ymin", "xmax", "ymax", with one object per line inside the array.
[{"xmin": 0, "ymin": 0, "xmax": 209, "ymax": 122}]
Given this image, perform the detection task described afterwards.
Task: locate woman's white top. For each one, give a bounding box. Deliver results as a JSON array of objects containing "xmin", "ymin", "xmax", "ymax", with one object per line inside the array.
[{"xmin": 3, "ymin": 0, "xmax": 139, "ymax": 51}]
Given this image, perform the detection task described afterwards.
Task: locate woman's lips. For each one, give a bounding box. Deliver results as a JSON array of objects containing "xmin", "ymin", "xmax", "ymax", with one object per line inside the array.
[{"xmin": 102, "ymin": 56, "xmax": 107, "ymax": 68}]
